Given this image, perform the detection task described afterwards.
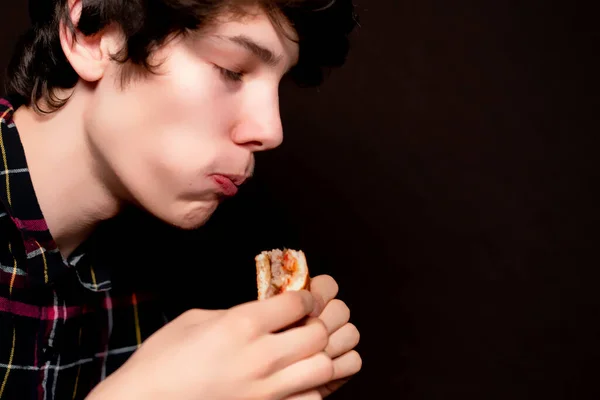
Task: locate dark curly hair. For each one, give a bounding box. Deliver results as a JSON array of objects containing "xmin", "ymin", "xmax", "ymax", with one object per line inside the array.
[{"xmin": 5, "ymin": 0, "xmax": 358, "ymax": 113}]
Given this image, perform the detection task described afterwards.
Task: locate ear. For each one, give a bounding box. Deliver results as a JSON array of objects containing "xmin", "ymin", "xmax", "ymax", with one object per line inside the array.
[{"xmin": 59, "ymin": 0, "xmax": 123, "ymax": 82}]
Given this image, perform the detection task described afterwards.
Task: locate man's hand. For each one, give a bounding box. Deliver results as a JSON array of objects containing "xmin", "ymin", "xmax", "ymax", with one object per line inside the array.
[
  {"xmin": 291, "ymin": 275, "xmax": 362, "ymax": 399},
  {"xmin": 87, "ymin": 291, "xmax": 334, "ymax": 400}
]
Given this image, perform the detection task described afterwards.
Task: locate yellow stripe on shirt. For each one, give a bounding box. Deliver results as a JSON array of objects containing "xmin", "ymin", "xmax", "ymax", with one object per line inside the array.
[
  {"xmin": 0, "ymin": 327, "xmax": 16, "ymax": 397},
  {"xmin": 132, "ymin": 293, "xmax": 142, "ymax": 348}
]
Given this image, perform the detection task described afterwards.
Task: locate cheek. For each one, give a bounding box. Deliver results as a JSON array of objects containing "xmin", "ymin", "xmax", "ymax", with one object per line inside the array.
[
  {"xmin": 163, "ymin": 49, "xmax": 239, "ymax": 128},
  {"xmin": 87, "ymin": 59, "xmax": 234, "ymax": 184},
  {"xmin": 143, "ymin": 63, "xmax": 239, "ymax": 172}
]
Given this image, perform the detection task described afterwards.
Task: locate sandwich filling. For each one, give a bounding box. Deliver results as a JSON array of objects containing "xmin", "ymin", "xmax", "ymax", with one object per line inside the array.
[
  {"xmin": 260, "ymin": 249, "xmax": 307, "ymax": 298},
  {"xmin": 268, "ymin": 249, "xmax": 290, "ymax": 297}
]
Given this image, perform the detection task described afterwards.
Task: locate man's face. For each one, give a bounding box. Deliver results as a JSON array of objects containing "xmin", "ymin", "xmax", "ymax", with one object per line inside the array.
[{"xmin": 83, "ymin": 8, "xmax": 298, "ymax": 229}]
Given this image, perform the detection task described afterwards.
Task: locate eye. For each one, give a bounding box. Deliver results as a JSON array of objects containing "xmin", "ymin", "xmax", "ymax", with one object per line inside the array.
[{"xmin": 214, "ymin": 65, "xmax": 244, "ymax": 82}]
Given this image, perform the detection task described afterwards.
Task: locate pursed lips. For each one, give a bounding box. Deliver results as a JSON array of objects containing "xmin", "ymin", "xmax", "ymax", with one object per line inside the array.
[{"xmin": 212, "ymin": 174, "xmax": 249, "ymax": 196}]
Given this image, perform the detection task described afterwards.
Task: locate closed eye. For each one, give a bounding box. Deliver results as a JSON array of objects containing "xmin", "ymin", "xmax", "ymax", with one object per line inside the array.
[{"xmin": 214, "ymin": 65, "xmax": 244, "ymax": 82}]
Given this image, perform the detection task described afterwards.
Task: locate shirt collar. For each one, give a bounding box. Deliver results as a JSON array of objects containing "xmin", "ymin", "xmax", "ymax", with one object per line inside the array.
[{"xmin": 0, "ymin": 97, "xmax": 111, "ymax": 292}]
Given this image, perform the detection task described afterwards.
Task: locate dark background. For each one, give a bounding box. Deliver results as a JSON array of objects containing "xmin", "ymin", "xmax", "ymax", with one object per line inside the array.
[{"xmin": 2, "ymin": 0, "xmax": 599, "ymax": 399}]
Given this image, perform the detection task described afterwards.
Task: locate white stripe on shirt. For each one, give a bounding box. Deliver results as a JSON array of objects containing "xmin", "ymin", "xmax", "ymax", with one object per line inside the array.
[
  {"xmin": 0, "ymin": 345, "xmax": 139, "ymax": 372},
  {"xmin": 0, "ymin": 168, "xmax": 28, "ymax": 176}
]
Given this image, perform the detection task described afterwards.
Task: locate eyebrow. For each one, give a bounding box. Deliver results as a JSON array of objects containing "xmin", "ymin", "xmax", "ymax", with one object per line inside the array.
[{"xmin": 222, "ymin": 34, "xmax": 283, "ymax": 67}]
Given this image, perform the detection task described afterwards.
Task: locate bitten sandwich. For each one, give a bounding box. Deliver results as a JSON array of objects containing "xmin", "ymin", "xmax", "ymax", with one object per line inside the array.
[{"xmin": 255, "ymin": 249, "xmax": 310, "ymax": 300}]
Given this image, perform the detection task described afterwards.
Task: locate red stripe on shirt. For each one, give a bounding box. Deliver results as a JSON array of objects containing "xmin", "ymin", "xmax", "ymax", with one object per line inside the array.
[{"xmin": 0, "ymin": 292, "xmax": 154, "ymax": 320}]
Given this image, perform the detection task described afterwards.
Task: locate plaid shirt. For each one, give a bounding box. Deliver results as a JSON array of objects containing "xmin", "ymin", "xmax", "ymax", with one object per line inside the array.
[{"xmin": 0, "ymin": 98, "xmax": 168, "ymax": 399}]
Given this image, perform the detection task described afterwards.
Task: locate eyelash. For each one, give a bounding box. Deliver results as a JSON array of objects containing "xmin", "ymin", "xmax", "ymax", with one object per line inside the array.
[{"xmin": 215, "ymin": 65, "xmax": 244, "ymax": 82}]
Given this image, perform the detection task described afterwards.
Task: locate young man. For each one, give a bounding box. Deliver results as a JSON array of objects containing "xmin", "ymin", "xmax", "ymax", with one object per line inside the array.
[{"xmin": 0, "ymin": 0, "xmax": 360, "ymax": 399}]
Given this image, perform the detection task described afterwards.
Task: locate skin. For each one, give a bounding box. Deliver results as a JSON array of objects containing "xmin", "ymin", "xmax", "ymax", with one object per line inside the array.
[{"xmin": 13, "ymin": 0, "xmax": 361, "ymax": 398}]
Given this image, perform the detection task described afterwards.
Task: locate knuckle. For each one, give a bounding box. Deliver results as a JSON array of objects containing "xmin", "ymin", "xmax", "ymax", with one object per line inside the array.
[
  {"xmin": 312, "ymin": 319, "xmax": 330, "ymax": 349},
  {"xmin": 228, "ymin": 312, "xmax": 260, "ymax": 336},
  {"xmin": 176, "ymin": 308, "xmax": 206, "ymax": 326},
  {"xmin": 317, "ymin": 353, "xmax": 335, "ymax": 381},
  {"xmin": 287, "ymin": 291, "xmax": 312, "ymax": 316},
  {"xmin": 176, "ymin": 308, "xmax": 224, "ymax": 326},
  {"xmin": 179, "ymin": 308, "xmax": 201, "ymax": 320},
  {"xmin": 324, "ymin": 341, "xmax": 337, "ymax": 357}
]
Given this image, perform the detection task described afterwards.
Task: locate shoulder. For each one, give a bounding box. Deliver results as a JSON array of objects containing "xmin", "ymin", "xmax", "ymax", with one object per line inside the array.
[{"xmin": 0, "ymin": 97, "xmax": 16, "ymax": 115}]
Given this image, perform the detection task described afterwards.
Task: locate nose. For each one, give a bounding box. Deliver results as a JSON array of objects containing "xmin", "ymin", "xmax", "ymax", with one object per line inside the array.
[{"xmin": 231, "ymin": 91, "xmax": 284, "ymax": 152}]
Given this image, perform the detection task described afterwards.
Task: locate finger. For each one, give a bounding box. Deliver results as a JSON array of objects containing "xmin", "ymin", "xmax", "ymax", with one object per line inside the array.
[
  {"xmin": 284, "ymin": 390, "xmax": 322, "ymax": 400},
  {"xmin": 331, "ymin": 350, "xmax": 362, "ymax": 381},
  {"xmin": 319, "ymin": 299, "xmax": 350, "ymax": 334},
  {"xmin": 229, "ymin": 290, "xmax": 315, "ymax": 335},
  {"xmin": 252, "ymin": 318, "xmax": 329, "ymax": 375},
  {"xmin": 317, "ymin": 378, "xmax": 352, "ymax": 398},
  {"xmin": 264, "ymin": 352, "xmax": 334, "ymax": 399},
  {"xmin": 309, "ymin": 275, "xmax": 339, "ymax": 317},
  {"xmin": 324, "ymin": 323, "xmax": 360, "ymax": 358}
]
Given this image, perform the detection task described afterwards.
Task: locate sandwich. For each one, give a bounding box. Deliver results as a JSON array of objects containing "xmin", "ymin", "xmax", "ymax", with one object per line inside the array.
[{"xmin": 255, "ymin": 249, "xmax": 310, "ymax": 300}]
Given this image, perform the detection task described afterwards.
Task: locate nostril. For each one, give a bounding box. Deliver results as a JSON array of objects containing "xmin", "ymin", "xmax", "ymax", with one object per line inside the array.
[{"xmin": 245, "ymin": 140, "xmax": 264, "ymax": 149}]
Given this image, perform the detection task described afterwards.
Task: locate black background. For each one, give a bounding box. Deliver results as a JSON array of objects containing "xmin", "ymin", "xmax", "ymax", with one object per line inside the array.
[{"xmin": 2, "ymin": 0, "xmax": 599, "ymax": 399}]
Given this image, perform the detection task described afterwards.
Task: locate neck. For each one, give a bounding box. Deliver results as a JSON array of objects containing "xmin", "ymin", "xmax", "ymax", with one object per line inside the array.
[{"xmin": 13, "ymin": 85, "xmax": 123, "ymax": 258}]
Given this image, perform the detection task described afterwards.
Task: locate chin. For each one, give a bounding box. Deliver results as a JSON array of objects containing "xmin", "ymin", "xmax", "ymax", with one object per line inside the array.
[{"xmin": 169, "ymin": 201, "xmax": 219, "ymax": 230}]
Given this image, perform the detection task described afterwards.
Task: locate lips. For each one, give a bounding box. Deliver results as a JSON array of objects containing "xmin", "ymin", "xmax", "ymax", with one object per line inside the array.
[{"xmin": 212, "ymin": 175, "xmax": 240, "ymax": 197}]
